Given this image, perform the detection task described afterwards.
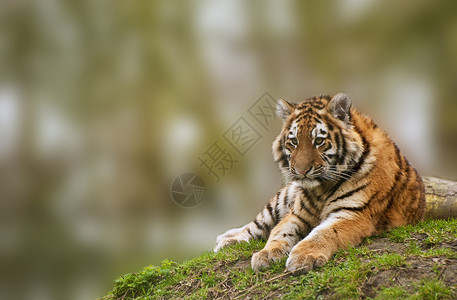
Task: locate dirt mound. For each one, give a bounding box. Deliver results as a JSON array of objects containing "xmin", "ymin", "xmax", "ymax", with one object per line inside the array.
[{"xmin": 104, "ymin": 219, "xmax": 457, "ymax": 299}]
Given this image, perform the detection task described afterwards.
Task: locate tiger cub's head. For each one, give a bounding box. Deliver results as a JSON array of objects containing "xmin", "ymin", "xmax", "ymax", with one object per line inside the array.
[{"xmin": 272, "ymin": 93, "xmax": 364, "ymax": 186}]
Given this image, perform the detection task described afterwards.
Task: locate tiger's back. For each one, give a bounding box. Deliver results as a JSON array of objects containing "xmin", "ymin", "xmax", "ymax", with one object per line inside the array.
[
  {"xmin": 214, "ymin": 92, "xmax": 425, "ymax": 273},
  {"xmin": 342, "ymin": 103, "xmax": 425, "ymax": 231}
]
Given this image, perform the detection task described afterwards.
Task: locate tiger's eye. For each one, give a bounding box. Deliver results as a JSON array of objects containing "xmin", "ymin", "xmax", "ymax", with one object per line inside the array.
[
  {"xmin": 290, "ymin": 138, "xmax": 298, "ymax": 147},
  {"xmin": 314, "ymin": 137, "xmax": 324, "ymax": 146}
]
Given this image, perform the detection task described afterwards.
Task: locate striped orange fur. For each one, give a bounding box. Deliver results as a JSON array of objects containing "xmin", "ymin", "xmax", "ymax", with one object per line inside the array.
[{"xmin": 214, "ymin": 92, "xmax": 425, "ymax": 273}]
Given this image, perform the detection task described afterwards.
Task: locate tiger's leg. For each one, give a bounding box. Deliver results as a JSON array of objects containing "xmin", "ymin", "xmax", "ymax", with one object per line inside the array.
[
  {"xmin": 214, "ymin": 186, "xmax": 291, "ymax": 252},
  {"xmin": 286, "ymin": 212, "xmax": 375, "ymax": 273},
  {"xmin": 251, "ymin": 211, "xmax": 313, "ymax": 271}
]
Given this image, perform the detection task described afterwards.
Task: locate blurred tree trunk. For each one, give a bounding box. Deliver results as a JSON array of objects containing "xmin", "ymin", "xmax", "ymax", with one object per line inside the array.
[{"xmin": 424, "ymin": 177, "xmax": 457, "ymax": 219}]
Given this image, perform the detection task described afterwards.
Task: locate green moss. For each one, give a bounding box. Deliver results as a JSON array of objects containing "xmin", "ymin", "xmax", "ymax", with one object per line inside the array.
[
  {"xmin": 103, "ymin": 219, "xmax": 457, "ymax": 300},
  {"xmin": 376, "ymin": 286, "xmax": 409, "ymax": 299},
  {"xmin": 413, "ymin": 279, "xmax": 454, "ymax": 300},
  {"xmin": 382, "ymin": 218, "xmax": 457, "ymax": 244},
  {"xmin": 376, "ymin": 279, "xmax": 456, "ymax": 300}
]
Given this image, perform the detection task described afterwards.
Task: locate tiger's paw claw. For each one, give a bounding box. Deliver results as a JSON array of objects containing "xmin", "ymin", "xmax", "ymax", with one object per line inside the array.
[
  {"xmin": 286, "ymin": 248, "xmax": 328, "ymax": 274},
  {"xmin": 214, "ymin": 226, "xmax": 249, "ymax": 252},
  {"xmin": 251, "ymin": 247, "xmax": 285, "ymax": 271}
]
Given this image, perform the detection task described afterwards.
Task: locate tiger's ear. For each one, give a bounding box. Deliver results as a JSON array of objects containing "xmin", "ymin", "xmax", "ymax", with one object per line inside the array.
[
  {"xmin": 277, "ymin": 99, "xmax": 296, "ymax": 120},
  {"xmin": 329, "ymin": 92, "xmax": 351, "ymax": 123}
]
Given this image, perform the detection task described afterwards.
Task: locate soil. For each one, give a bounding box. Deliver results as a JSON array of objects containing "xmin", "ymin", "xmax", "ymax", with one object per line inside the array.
[{"xmin": 360, "ymin": 236, "xmax": 457, "ymax": 299}]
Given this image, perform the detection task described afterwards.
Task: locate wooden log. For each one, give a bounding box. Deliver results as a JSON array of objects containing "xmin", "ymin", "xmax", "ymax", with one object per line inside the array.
[{"xmin": 424, "ymin": 176, "xmax": 457, "ymax": 219}]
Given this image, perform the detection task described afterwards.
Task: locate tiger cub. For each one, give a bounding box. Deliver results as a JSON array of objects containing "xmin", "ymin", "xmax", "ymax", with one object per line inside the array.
[{"xmin": 214, "ymin": 92, "xmax": 425, "ymax": 273}]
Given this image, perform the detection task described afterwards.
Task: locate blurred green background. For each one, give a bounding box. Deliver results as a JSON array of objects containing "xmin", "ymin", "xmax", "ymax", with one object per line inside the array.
[{"xmin": 1, "ymin": 0, "xmax": 457, "ymax": 299}]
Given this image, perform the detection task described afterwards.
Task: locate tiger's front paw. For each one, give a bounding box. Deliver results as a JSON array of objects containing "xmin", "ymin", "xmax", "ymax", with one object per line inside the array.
[
  {"xmin": 251, "ymin": 246, "xmax": 286, "ymax": 271},
  {"xmin": 286, "ymin": 243, "xmax": 328, "ymax": 274},
  {"xmin": 214, "ymin": 226, "xmax": 249, "ymax": 252}
]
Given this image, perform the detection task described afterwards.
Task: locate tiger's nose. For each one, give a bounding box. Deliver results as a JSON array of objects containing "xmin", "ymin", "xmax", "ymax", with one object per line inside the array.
[{"xmin": 298, "ymin": 166, "xmax": 313, "ymax": 175}]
